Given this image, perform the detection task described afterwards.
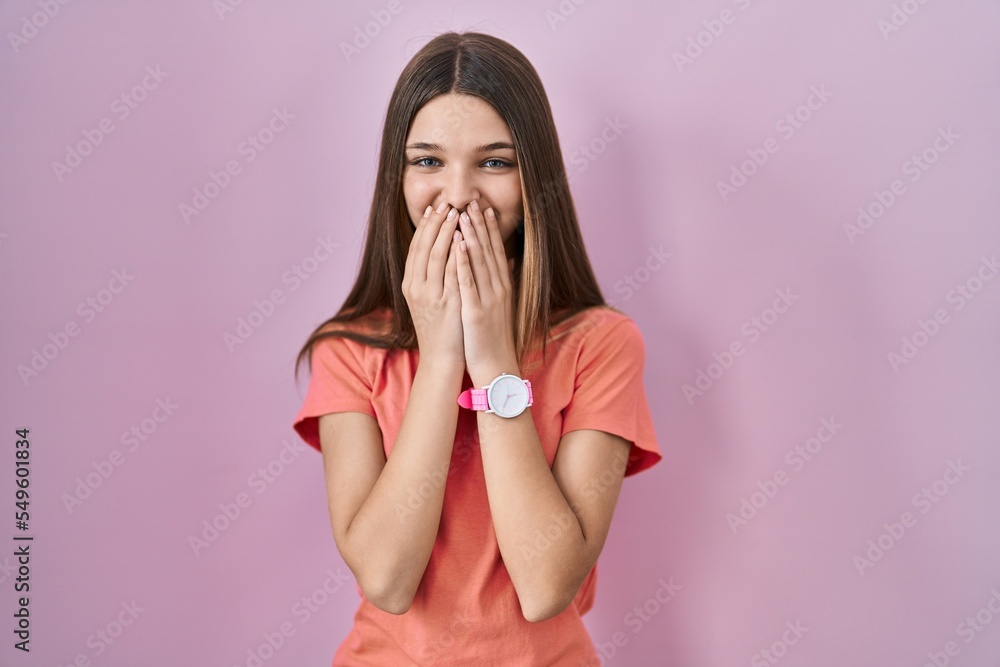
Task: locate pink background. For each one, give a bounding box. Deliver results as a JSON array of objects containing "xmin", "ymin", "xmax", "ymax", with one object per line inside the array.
[{"xmin": 3, "ymin": 1, "xmax": 999, "ymax": 665}]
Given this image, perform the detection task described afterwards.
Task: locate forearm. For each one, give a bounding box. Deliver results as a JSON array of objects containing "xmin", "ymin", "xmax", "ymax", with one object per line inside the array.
[
  {"xmin": 475, "ymin": 384, "xmax": 588, "ymax": 621},
  {"xmin": 343, "ymin": 360, "xmax": 464, "ymax": 612}
]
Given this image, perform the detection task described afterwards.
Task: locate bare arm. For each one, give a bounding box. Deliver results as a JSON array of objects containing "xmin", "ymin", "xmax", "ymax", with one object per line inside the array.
[
  {"xmin": 472, "ymin": 362, "xmax": 630, "ymax": 623},
  {"xmin": 321, "ymin": 201, "xmax": 468, "ymax": 614},
  {"xmin": 319, "ymin": 359, "xmax": 464, "ymax": 614},
  {"xmin": 444, "ymin": 200, "xmax": 633, "ymax": 621}
]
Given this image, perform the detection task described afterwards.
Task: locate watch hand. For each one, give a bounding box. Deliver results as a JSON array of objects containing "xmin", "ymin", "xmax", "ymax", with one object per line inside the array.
[{"xmin": 502, "ymin": 393, "xmax": 511, "ymax": 409}]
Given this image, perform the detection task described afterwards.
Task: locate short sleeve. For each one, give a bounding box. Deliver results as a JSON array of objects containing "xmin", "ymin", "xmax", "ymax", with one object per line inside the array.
[
  {"xmin": 292, "ymin": 333, "xmax": 376, "ymax": 453},
  {"xmin": 561, "ymin": 316, "xmax": 662, "ymax": 477}
]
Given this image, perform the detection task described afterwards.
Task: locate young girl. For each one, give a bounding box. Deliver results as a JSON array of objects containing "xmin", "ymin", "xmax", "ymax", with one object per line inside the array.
[{"xmin": 293, "ymin": 30, "xmax": 661, "ymax": 666}]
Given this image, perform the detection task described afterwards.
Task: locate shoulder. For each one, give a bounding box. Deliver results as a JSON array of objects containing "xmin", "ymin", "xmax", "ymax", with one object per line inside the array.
[
  {"xmin": 315, "ymin": 308, "xmax": 394, "ymax": 351},
  {"xmin": 319, "ymin": 306, "xmax": 393, "ymax": 335},
  {"xmin": 312, "ymin": 308, "xmax": 394, "ymax": 369},
  {"xmin": 532, "ymin": 306, "xmax": 644, "ymax": 377},
  {"xmin": 552, "ymin": 305, "xmax": 642, "ymax": 348}
]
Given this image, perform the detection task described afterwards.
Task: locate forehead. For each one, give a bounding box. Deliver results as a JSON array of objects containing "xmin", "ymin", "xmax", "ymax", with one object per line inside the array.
[{"xmin": 406, "ymin": 94, "xmax": 512, "ymax": 147}]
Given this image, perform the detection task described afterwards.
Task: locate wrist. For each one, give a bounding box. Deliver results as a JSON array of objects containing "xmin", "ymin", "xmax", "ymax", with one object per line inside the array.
[
  {"xmin": 469, "ymin": 359, "xmax": 521, "ymax": 388},
  {"xmin": 459, "ymin": 367, "xmax": 533, "ymax": 418},
  {"xmin": 417, "ymin": 357, "xmax": 466, "ymax": 379}
]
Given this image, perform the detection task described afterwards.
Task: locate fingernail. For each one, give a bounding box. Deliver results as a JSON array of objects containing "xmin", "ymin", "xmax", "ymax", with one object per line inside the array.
[
  {"xmin": 460, "ymin": 212, "xmax": 470, "ymax": 225},
  {"xmin": 437, "ymin": 201, "xmax": 448, "ymax": 214},
  {"xmin": 470, "ymin": 199, "xmax": 480, "ymax": 213},
  {"xmin": 424, "ymin": 205, "xmax": 433, "ymax": 217},
  {"xmin": 447, "ymin": 208, "xmax": 458, "ymax": 220}
]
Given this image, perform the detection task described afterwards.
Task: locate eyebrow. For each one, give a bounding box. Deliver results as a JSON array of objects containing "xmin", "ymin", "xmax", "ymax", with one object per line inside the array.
[{"xmin": 405, "ymin": 141, "xmax": 516, "ymax": 153}]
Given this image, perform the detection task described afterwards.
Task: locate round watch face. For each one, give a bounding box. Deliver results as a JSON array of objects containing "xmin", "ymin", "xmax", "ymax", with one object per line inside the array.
[{"xmin": 488, "ymin": 375, "xmax": 528, "ymax": 418}]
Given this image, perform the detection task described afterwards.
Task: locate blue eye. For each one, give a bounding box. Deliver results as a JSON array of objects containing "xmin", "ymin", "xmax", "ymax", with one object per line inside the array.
[{"xmin": 409, "ymin": 158, "xmax": 513, "ymax": 169}]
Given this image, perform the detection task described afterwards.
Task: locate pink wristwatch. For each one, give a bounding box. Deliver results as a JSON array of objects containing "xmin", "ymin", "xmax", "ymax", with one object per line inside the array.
[{"xmin": 457, "ymin": 373, "xmax": 533, "ymax": 419}]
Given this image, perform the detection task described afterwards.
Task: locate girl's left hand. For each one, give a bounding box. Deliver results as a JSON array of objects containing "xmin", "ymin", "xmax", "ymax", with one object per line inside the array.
[{"xmin": 454, "ymin": 199, "xmax": 517, "ymax": 384}]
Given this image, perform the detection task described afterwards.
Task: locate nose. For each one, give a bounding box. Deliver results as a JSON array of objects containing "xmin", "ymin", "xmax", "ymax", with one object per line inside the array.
[{"xmin": 441, "ymin": 167, "xmax": 481, "ymax": 214}]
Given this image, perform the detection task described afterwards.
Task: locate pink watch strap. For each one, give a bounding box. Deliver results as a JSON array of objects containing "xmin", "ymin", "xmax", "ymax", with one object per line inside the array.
[
  {"xmin": 457, "ymin": 388, "xmax": 472, "ymax": 409},
  {"xmin": 456, "ymin": 388, "xmax": 487, "ymax": 409},
  {"xmin": 457, "ymin": 380, "xmax": 533, "ymax": 410}
]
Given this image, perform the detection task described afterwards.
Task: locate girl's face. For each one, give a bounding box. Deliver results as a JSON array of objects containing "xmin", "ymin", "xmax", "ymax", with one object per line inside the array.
[{"xmin": 403, "ymin": 93, "xmax": 524, "ymax": 262}]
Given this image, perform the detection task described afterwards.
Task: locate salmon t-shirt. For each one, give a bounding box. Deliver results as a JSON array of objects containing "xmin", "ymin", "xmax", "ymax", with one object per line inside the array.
[{"xmin": 292, "ymin": 305, "xmax": 662, "ymax": 666}]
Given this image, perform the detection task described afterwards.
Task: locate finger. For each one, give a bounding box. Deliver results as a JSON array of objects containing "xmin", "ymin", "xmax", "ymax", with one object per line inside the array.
[
  {"xmin": 466, "ymin": 200, "xmax": 500, "ymax": 285},
  {"xmin": 485, "ymin": 206, "xmax": 511, "ymax": 289},
  {"xmin": 458, "ymin": 210, "xmax": 491, "ymax": 294},
  {"xmin": 427, "ymin": 207, "xmax": 461, "ymax": 291},
  {"xmin": 404, "ymin": 204, "xmax": 433, "ymax": 286},
  {"xmin": 444, "ymin": 230, "xmax": 460, "ymax": 294},
  {"xmin": 414, "ymin": 201, "xmax": 451, "ymax": 283},
  {"xmin": 410, "ymin": 203, "xmax": 431, "ymax": 232},
  {"xmin": 455, "ymin": 232, "xmax": 481, "ymax": 308}
]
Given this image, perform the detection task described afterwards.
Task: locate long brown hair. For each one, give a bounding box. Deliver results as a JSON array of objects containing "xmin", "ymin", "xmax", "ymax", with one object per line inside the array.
[{"xmin": 294, "ymin": 30, "xmax": 613, "ymax": 382}]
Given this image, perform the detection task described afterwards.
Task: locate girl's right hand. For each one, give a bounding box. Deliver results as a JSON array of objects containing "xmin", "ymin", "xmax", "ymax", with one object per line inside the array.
[{"xmin": 402, "ymin": 202, "xmax": 465, "ymax": 370}]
